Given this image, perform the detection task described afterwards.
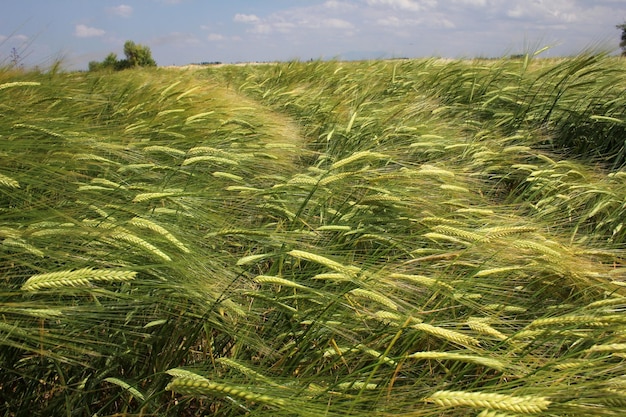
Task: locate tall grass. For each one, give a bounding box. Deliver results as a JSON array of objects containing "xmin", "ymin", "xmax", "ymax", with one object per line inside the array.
[{"xmin": 1, "ymin": 52, "xmax": 626, "ymax": 416}]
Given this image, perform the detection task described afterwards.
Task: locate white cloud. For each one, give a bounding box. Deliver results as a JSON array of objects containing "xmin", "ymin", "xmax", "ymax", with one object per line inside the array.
[
  {"xmin": 324, "ymin": 0, "xmax": 345, "ymax": 8},
  {"xmin": 376, "ymin": 14, "xmax": 453, "ymax": 30},
  {"xmin": 234, "ymin": 14, "xmax": 260, "ymax": 23},
  {"xmin": 377, "ymin": 16, "xmax": 417, "ymax": 27},
  {"xmin": 252, "ymin": 24, "xmax": 272, "ymax": 34},
  {"xmin": 365, "ymin": 0, "xmax": 435, "ymax": 12},
  {"xmin": 152, "ymin": 32, "xmax": 199, "ymax": 46},
  {"xmin": 74, "ymin": 24, "xmax": 105, "ymax": 38},
  {"xmin": 506, "ymin": 1, "xmax": 579, "ymax": 23},
  {"xmin": 194, "ymin": 0, "xmax": 624, "ymax": 63},
  {"xmin": 240, "ymin": 4, "xmax": 357, "ymax": 36},
  {"xmin": 108, "ymin": 5, "xmax": 133, "ymax": 18},
  {"xmin": 207, "ymin": 33, "xmax": 225, "ymax": 41},
  {"xmin": 324, "ymin": 0, "xmax": 359, "ymax": 11},
  {"xmin": 1, "ymin": 34, "xmax": 29, "ymax": 42},
  {"xmin": 323, "ymin": 18, "xmax": 354, "ymax": 29},
  {"xmin": 452, "ymin": 0, "xmax": 488, "ymax": 6}
]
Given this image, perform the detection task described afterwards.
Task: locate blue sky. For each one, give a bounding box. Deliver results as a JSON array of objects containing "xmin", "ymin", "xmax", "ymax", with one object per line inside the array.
[{"xmin": 2, "ymin": 0, "xmax": 626, "ymax": 70}]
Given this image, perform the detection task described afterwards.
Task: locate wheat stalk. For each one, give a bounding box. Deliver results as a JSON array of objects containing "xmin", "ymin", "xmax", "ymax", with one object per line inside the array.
[
  {"xmin": 312, "ymin": 272, "xmax": 352, "ymax": 281},
  {"xmin": 323, "ymin": 345, "xmax": 396, "ymax": 365},
  {"xmin": 132, "ymin": 191, "xmax": 179, "ymax": 203},
  {"xmin": 413, "ymin": 323, "xmax": 480, "ymax": 347},
  {"xmin": 316, "ymin": 225, "xmax": 352, "ymax": 232},
  {"xmin": 217, "ymin": 358, "xmax": 278, "ymax": 386},
  {"xmin": 585, "ymin": 343, "xmax": 626, "ymax": 353},
  {"xmin": 425, "ymin": 390, "xmax": 551, "ymax": 414},
  {"xmin": 474, "ymin": 266, "xmax": 525, "ymax": 277},
  {"xmin": 347, "ymin": 288, "xmax": 399, "ymax": 311},
  {"xmin": 409, "ymin": 351, "xmax": 507, "ymax": 372},
  {"xmin": 184, "ymin": 111, "xmax": 215, "ymax": 124},
  {"xmin": 78, "ymin": 185, "xmax": 115, "ymax": 192},
  {"xmin": 166, "ymin": 372, "xmax": 286, "ymax": 408},
  {"xmin": 109, "ymin": 231, "xmax": 172, "ymax": 261},
  {"xmin": 288, "ymin": 249, "xmax": 360, "ymax": 276},
  {"xmin": 431, "ymin": 225, "xmax": 483, "ymax": 242},
  {"xmin": 481, "ymin": 226, "xmax": 537, "ymax": 240},
  {"xmin": 22, "ymin": 268, "xmax": 136, "ymax": 291},
  {"xmin": 104, "ymin": 377, "xmax": 145, "ymax": 401},
  {"xmin": 466, "ymin": 318, "xmax": 508, "ymax": 341},
  {"xmin": 129, "ymin": 217, "xmax": 190, "ymax": 253},
  {"xmin": 423, "ymin": 232, "xmax": 471, "ymax": 246},
  {"xmin": 527, "ymin": 314, "xmax": 624, "ymax": 329},
  {"xmin": 476, "ymin": 410, "xmax": 521, "ymax": 417},
  {"xmin": 318, "ymin": 171, "xmax": 359, "ymax": 186},
  {"xmin": 0, "ymin": 81, "xmax": 40, "ymax": 91},
  {"xmin": 12, "ymin": 308, "xmax": 63, "ymax": 318},
  {"xmin": 186, "ymin": 146, "xmax": 222, "ymax": 155},
  {"xmin": 512, "ymin": 239, "xmax": 562, "ymax": 258},
  {"xmin": 336, "ymin": 381, "xmax": 378, "ymax": 390},
  {"xmin": 73, "ymin": 153, "xmax": 118, "ymax": 165},
  {"xmin": 440, "ymin": 184, "xmax": 470, "ymax": 193},
  {"xmin": 236, "ymin": 253, "xmax": 271, "ymax": 266},
  {"xmin": 254, "ymin": 275, "xmax": 311, "ymax": 290},
  {"xmin": 143, "ymin": 145, "xmax": 186, "ymax": 156},
  {"xmin": 330, "ymin": 150, "xmax": 388, "ymax": 170},
  {"xmin": 182, "ymin": 155, "xmax": 238, "ymax": 166},
  {"xmin": 386, "ymin": 273, "xmax": 454, "ymax": 290},
  {"xmin": 212, "ymin": 171, "xmax": 244, "ymax": 181},
  {"xmin": 0, "ymin": 173, "xmax": 19, "ymax": 188},
  {"xmin": 417, "ymin": 164, "xmax": 456, "ymax": 179},
  {"xmin": 2, "ymin": 238, "xmax": 44, "ymax": 257}
]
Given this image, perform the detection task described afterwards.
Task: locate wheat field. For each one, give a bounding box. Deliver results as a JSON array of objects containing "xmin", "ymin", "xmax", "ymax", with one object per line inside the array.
[{"xmin": 1, "ymin": 52, "xmax": 626, "ymax": 416}]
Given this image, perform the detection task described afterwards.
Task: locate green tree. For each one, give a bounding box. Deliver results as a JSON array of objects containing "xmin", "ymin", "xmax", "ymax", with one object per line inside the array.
[
  {"xmin": 88, "ymin": 41, "xmax": 156, "ymax": 71},
  {"xmin": 122, "ymin": 40, "xmax": 156, "ymax": 68},
  {"xmin": 89, "ymin": 52, "xmax": 118, "ymax": 71},
  {"xmin": 617, "ymin": 22, "xmax": 626, "ymax": 56}
]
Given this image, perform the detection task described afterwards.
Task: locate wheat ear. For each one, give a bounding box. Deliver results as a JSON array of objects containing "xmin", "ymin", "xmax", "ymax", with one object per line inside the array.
[
  {"xmin": 109, "ymin": 230, "xmax": 172, "ymax": 262},
  {"xmin": 347, "ymin": 288, "xmax": 398, "ymax": 311},
  {"xmin": 217, "ymin": 358, "xmax": 278, "ymax": 386},
  {"xmin": 288, "ymin": 249, "xmax": 360, "ymax": 276},
  {"xmin": 22, "ymin": 268, "xmax": 136, "ymax": 291},
  {"xmin": 104, "ymin": 377, "xmax": 145, "ymax": 401},
  {"xmin": 425, "ymin": 390, "xmax": 550, "ymax": 414},
  {"xmin": 0, "ymin": 81, "xmax": 40, "ymax": 91},
  {"xmin": 129, "ymin": 217, "xmax": 190, "ymax": 253},
  {"xmin": 166, "ymin": 370, "xmax": 286, "ymax": 408},
  {"xmin": 330, "ymin": 150, "xmax": 388, "ymax": 170},
  {"xmin": 0, "ymin": 173, "xmax": 19, "ymax": 188},
  {"xmin": 466, "ymin": 318, "xmax": 508, "ymax": 341},
  {"xmin": 413, "ymin": 323, "xmax": 480, "ymax": 347},
  {"xmin": 254, "ymin": 275, "xmax": 310, "ymax": 290},
  {"xmin": 409, "ymin": 351, "xmax": 506, "ymax": 372}
]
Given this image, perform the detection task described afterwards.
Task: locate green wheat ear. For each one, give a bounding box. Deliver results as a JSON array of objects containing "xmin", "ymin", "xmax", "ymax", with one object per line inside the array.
[
  {"xmin": 0, "ymin": 173, "xmax": 20, "ymax": 188},
  {"xmin": 165, "ymin": 369, "xmax": 286, "ymax": 408},
  {"xmin": 103, "ymin": 377, "xmax": 145, "ymax": 401},
  {"xmin": 21, "ymin": 268, "xmax": 137, "ymax": 291},
  {"xmin": 0, "ymin": 81, "xmax": 40, "ymax": 91},
  {"xmin": 425, "ymin": 390, "xmax": 551, "ymax": 414}
]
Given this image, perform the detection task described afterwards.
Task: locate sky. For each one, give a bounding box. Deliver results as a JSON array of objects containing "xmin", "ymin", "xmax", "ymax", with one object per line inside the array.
[{"xmin": 1, "ymin": 0, "xmax": 626, "ymax": 70}]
